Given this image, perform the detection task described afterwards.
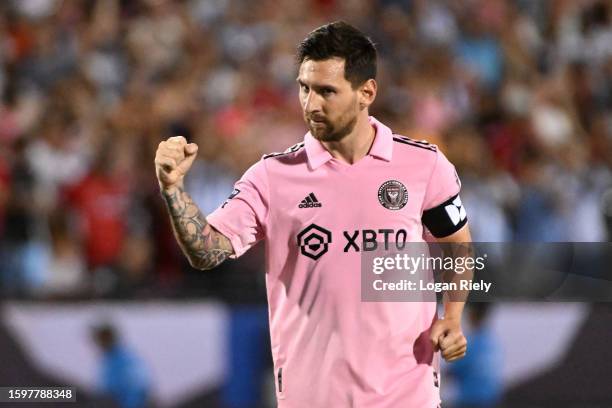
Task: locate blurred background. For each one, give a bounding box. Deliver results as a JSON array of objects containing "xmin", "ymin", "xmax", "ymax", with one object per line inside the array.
[{"xmin": 0, "ymin": 0, "xmax": 611, "ymax": 407}]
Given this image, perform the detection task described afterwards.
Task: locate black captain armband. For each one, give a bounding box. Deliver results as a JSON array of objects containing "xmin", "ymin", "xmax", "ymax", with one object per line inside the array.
[{"xmin": 421, "ymin": 193, "xmax": 468, "ymax": 238}]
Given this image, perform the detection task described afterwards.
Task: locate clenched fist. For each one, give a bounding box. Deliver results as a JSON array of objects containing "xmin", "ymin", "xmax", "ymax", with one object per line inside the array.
[
  {"xmin": 430, "ymin": 316, "xmax": 467, "ymax": 362},
  {"xmin": 155, "ymin": 136, "xmax": 198, "ymax": 191}
]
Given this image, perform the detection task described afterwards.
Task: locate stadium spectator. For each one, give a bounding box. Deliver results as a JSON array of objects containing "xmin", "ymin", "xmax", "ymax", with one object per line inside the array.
[
  {"xmin": 92, "ymin": 322, "xmax": 152, "ymax": 408},
  {"xmin": 446, "ymin": 303, "xmax": 503, "ymax": 408}
]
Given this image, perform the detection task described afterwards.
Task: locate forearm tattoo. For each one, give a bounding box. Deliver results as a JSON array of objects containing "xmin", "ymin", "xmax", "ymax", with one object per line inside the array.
[{"xmin": 162, "ymin": 186, "xmax": 233, "ymax": 269}]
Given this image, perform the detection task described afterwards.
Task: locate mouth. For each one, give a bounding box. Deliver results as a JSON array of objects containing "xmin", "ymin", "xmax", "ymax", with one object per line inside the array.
[{"xmin": 309, "ymin": 118, "xmax": 327, "ymax": 126}]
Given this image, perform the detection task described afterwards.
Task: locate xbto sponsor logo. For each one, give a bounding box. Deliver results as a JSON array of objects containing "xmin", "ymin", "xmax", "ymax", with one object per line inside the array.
[
  {"xmin": 297, "ymin": 226, "xmax": 409, "ymax": 257},
  {"xmin": 343, "ymin": 229, "xmax": 408, "ymax": 252}
]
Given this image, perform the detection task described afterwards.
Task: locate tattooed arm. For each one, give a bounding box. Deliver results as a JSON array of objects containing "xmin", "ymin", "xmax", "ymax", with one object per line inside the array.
[
  {"xmin": 161, "ymin": 185, "xmax": 233, "ymax": 270},
  {"xmin": 155, "ymin": 136, "xmax": 234, "ymax": 270}
]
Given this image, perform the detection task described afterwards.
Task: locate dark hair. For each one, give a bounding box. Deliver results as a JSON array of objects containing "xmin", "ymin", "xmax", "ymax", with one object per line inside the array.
[
  {"xmin": 92, "ymin": 323, "xmax": 117, "ymax": 350},
  {"xmin": 296, "ymin": 21, "xmax": 377, "ymax": 88}
]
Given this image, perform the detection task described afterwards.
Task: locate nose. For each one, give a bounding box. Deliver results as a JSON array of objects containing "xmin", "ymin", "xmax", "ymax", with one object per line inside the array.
[{"xmin": 303, "ymin": 90, "xmax": 322, "ymax": 115}]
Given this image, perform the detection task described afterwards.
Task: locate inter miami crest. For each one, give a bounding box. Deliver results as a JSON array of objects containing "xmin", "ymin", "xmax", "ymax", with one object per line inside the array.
[
  {"xmin": 297, "ymin": 224, "xmax": 332, "ymax": 260},
  {"xmin": 378, "ymin": 180, "xmax": 408, "ymax": 210}
]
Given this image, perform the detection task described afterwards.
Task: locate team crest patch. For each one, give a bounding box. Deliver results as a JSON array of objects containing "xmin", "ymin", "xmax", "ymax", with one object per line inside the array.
[{"xmin": 378, "ymin": 180, "xmax": 408, "ymax": 210}]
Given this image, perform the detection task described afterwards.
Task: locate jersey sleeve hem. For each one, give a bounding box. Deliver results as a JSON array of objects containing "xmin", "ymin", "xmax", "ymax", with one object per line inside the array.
[{"xmin": 206, "ymin": 214, "xmax": 247, "ymax": 259}]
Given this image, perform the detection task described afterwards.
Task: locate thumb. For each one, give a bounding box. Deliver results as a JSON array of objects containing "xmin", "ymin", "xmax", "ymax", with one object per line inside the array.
[
  {"xmin": 429, "ymin": 321, "xmax": 446, "ymax": 351},
  {"xmin": 185, "ymin": 143, "xmax": 198, "ymax": 156}
]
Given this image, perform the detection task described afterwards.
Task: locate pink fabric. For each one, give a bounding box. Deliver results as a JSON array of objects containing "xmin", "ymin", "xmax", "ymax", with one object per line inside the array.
[{"xmin": 207, "ymin": 116, "xmax": 461, "ymax": 407}]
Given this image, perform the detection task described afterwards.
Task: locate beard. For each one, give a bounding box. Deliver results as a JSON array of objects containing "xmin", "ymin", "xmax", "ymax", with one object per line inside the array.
[{"xmin": 306, "ymin": 112, "xmax": 358, "ymax": 142}]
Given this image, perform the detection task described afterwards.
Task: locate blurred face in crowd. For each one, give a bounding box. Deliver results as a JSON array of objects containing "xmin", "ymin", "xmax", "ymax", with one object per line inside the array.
[
  {"xmin": 297, "ymin": 57, "xmax": 364, "ymax": 142},
  {"xmin": 92, "ymin": 326, "xmax": 116, "ymax": 351}
]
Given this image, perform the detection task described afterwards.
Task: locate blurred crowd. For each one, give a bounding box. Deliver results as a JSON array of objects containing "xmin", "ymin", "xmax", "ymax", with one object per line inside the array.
[{"xmin": 0, "ymin": 0, "xmax": 611, "ymax": 298}]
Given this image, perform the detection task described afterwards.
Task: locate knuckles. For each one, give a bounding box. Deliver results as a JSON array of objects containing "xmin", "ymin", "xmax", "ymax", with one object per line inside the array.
[{"xmin": 157, "ymin": 137, "xmax": 187, "ymax": 150}]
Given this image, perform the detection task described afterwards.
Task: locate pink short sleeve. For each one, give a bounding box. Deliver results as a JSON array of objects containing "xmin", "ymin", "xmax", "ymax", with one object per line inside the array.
[
  {"xmin": 206, "ymin": 160, "xmax": 269, "ymax": 258},
  {"xmin": 421, "ymin": 148, "xmax": 467, "ymax": 238},
  {"xmin": 423, "ymin": 148, "xmax": 461, "ymax": 211}
]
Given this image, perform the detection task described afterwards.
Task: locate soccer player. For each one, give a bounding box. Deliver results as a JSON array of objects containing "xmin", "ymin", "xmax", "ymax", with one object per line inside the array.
[{"xmin": 155, "ymin": 21, "xmax": 471, "ymax": 408}]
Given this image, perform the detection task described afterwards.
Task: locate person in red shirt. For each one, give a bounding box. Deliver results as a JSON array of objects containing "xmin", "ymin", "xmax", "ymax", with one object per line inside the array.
[{"xmin": 66, "ymin": 143, "xmax": 131, "ymax": 269}]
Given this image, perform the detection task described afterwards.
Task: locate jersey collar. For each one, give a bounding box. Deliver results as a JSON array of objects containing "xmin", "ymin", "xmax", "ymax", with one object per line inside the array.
[{"xmin": 304, "ymin": 116, "xmax": 393, "ymax": 170}]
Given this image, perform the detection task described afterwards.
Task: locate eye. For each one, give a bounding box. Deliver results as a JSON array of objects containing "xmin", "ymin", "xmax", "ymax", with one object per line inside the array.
[
  {"xmin": 321, "ymin": 88, "xmax": 335, "ymax": 96},
  {"xmin": 300, "ymin": 84, "xmax": 309, "ymax": 93}
]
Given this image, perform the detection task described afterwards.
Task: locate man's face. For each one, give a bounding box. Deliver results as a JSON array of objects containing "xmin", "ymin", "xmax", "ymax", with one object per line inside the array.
[{"xmin": 297, "ymin": 58, "xmax": 360, "ymax": 142}]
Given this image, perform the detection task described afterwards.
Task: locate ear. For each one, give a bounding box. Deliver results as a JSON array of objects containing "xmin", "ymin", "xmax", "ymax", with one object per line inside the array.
[{"xmin": 358, "ymin": 79, "xmax": 377, "ymax": 111}]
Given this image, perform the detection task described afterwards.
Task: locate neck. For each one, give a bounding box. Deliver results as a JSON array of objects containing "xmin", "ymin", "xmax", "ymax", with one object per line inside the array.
[{"xmin": 322, "ymin": 112, "xmax": 375, "ymax": 164}]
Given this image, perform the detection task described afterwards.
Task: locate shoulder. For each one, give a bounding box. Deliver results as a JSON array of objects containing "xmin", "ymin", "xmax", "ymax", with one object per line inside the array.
[
  {"xmin": 391, "ymin": 134, "xmax": 438, "ymax": 153},
  {"xmin": 243, "ymin": 141, "xmax": 306, "ymax": 181},
  {"xmin": 261, "ymin": 141, "xmax": 307, "ymax": 170},
  {"xmin": 262, "ymin": 141, "xmax": 306, "ymax": 160}
]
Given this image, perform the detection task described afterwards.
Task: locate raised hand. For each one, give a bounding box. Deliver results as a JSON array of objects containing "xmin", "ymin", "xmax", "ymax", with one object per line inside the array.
[{"xmin": 155, "ymin": 136, "xmax": 199, "ymax": 190}]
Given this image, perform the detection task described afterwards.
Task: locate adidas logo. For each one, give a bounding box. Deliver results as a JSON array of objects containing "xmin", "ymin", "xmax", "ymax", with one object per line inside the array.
[{"xmin": 299, "ymin": 193, "xmax": 322, "ymax": 208}]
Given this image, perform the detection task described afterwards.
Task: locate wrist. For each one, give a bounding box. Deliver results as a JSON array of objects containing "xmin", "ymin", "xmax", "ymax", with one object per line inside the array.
[
  {"xmin": 160, "ymin": 183, "xmax": 183, "ymax": 196},
  {"xmin": 443, "ymin": 303, "xmax": 465, "ymax": 321},
  {"xmin": 443, "ymin": 313, "xmax": 462, "ymax": 322}
]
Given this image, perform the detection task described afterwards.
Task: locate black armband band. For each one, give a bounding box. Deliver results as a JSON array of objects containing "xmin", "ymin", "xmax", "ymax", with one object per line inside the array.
[{"xmin": 422, "ymin": 193, "xmax": 468, "ymax": 238}]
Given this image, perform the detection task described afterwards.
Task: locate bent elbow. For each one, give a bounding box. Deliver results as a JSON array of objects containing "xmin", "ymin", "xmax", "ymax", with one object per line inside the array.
[{"xmin": 188, "ymin": 256, "xmax": 222, "ymax": 271}]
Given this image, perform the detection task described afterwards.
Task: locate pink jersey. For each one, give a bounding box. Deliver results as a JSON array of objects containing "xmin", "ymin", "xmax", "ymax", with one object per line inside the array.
[{"xmin": 207, "ymin": 116, "xmax": 465, "ymax": 407}]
